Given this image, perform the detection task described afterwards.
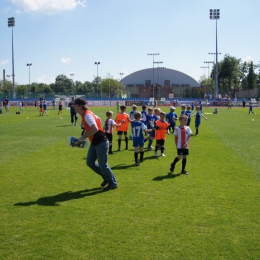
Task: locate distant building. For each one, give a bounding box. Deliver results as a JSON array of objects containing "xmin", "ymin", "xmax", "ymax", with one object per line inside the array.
[{"xmin": 120, "ymin": 68, "xmax": 200, "ymax": 99}]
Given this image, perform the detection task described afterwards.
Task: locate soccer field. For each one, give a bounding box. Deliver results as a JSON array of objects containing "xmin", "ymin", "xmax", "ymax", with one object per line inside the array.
[{"xmin": 0, "ymin": 106, "xmax": 260, "ymax": 260}]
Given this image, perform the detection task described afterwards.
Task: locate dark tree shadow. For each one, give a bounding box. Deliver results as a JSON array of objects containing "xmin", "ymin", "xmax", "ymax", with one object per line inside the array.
[
  {"xmin": 153, "ymin": 173, "xmax": 182, "ymax": 181},
  {"xmin": 14, "ymin": 188, "xmax": 103, "ymax": 207}
]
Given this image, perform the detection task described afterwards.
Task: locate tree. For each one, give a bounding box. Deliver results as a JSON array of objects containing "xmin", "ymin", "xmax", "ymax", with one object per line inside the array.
[
  {"xmin": 100, "ymin": 75, "xmax": 126, "ymax": 98},
  {"xmin": 51, "ymin": 74, "xmax": 74, "ymax": 94},
  {"xmin": 16, "ymin": 85, "xmax": 28, "ymax": 97},
  {"xmin": 247, "ymin": 61, "xmax": 257, "ymax": 89}
]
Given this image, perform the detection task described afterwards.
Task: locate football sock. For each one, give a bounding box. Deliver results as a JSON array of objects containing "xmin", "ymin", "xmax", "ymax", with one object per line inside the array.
[
  {"xmin": 196, "ymin": 129, "xmax": 198, "ymax": 135},
  {"xmin": 144, "ymin": 138, "xmax": 147, "ymax": 143},
  {"xmin": 118, "ymin": 139, "xmax": 121, "ymax": 149},
  {"xmin": 155, "ymin": 145, "xmax": 159, "ymax": 151},
  {"xmin": 182, "ymin": 158, "xmax": 187, "ymax": 172},
  {"xmin": 140, "ymin": 151, "xmax": 144, "ymax": 161},
  {"xmin": 148, "ymin": 139, "xmax": 153, "ymax": 148},
  {"xmin": 161, "ymin": 147, "xmax": 165, "ymax": 154},
  {"xmin": 125, "ymin": 137, "xmax": 128, "ymax": 149},
  {"xmin": 134, "ymin": 152, "xmax": 138, "ymax": 162},
  {"xmin": 109, "ymin": 145, "xmax": 112, "ymax": 153},
  {"xmin": 172, "ymin": 157, "xmax": 179, "ymax": 167}
]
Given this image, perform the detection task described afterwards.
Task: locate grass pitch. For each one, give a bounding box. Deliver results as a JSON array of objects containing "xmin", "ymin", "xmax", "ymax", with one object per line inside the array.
[{"xmin": 0, "ymin": 105, "xmax": 260, "ymax": 259}]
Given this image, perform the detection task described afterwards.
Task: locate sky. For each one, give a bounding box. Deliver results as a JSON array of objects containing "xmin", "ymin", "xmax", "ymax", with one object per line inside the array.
[{"xmin": 0, "ymin": 0, "xmax": 260, "ymax": 85}]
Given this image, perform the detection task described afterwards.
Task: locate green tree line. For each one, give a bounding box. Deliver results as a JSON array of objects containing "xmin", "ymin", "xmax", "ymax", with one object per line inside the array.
[{"xmin": 0, "ymin": 74, "xmax": 126, "ymax": 98}]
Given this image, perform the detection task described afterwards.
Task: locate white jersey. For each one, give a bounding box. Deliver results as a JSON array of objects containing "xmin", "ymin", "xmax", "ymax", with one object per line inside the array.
[
  {"xmin": 174, "ymin": 126, "xmax": 192, "ymax": 149},
  {"xmin": 104, "ymin": 118, "xmax": 116, "ymax": 134}
]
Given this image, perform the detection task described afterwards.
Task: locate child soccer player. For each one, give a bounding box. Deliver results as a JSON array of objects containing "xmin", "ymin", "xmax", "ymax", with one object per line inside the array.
[
  {"xmin": 180, "ymin": 105, "xmax": 186, "ymax": 115},
  {"xmin": 129, "ymin": 104, "xmax": 137, "ymax": 120},
  {"xmin": 152, "ymin": 111, "xmax": 169, "ymax": 157},
  {"xmin": 170, "ymin": 114, "xmax": 192, "ymax": 175},
  {"xmin": 115, "ymin": 105, "xmax": 133, "ymax": 151},
  {"xmin": 43, "ymin": 101, "xmax": 49, "ymax": 116},
  {"xmin": 39, "ymin": 101, "xmax": 43, "ymax": 116},
  {"xmin": 145, "ymin": 107, "xmax": 157, "ymax": 150},
  {"xmin": 249, "ymin": 103, "xmax": 255, "ymax": 114},
  {"xmin": 58, "ymin": 101, "xmax": 62, "ymax": 115},
  {"xmin": 132, "ymin": 111, "xmax": 152, "ymax": 166},
  {"xmin": 166, "ymin": 106, "xmax": 178, "ymax": 133},
  {"xmin": 191, "ymin": 102, "xmax": 194, "ymax": 111},
  {"xmin": 191, "ymin": 106, "xmax": 208, "ymax": 135},
  {"xmin": 104, "ymin": 110, "xmax": 124, "ymax": 154},
  {"xmin": 213, "ymin": 108, "xmax": 218, "ymax": 114},
  {"xmin": 185, "ymin": 105, "xmax": 192, "ymax": 126}
]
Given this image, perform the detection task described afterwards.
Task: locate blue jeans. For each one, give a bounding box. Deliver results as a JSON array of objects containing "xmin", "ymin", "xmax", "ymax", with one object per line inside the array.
[{"xmin": 86, "ymin": 140, "xmax": 117, "ymax": 187}]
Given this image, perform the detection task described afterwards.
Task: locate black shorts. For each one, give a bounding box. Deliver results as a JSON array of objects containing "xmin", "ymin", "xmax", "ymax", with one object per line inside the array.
[
  {"xmin": 117, "ymin": 131, "xmax": 127, "ymax": 135},
  {"xmin": 156, "ymin": 139, "xmax": 165, "ymax": 146},
  {"xmin": 177, "ymin": 149, "xmax": 189, "ymax": 156},
  {"xmin": 106, "ymin": 133, "xmax": 113, "ymax": 142}
]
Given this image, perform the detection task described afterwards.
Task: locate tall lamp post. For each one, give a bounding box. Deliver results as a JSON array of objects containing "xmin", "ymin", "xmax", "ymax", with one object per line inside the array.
[
  {"xmin": 119, "ymin": 72, "xmax": 124, "ymax": 80},
  {"xmin": 6, "ymin": 75, "xmax": 11, "ymax": 97},
  {"xmin": 8, "ymin": 17, "xmax": 15, "ymax": 98},
  {"xmin": 204, "ymin": 61, "xmax": 214, "ymax": 90},
  {"xmin": 70, "ymin": 73, "xmax": 74, "ymax": 94},
  {"xmin": 209, "ymin": 9, "xmax": 220, "ymax": 98},
  {"xmin": 148, "ymin": 53, "xmax": 159, "ymax": 98},
  {"xmin": 94, "ymin": 62, "xmax": 100, "ymax": 98},
  {"xmin": 200, "ymin": 66, "xmax": 208, "ymax": 78},
  {"xmin": 26, "ymin": 63, "xmax": 32, "ymax": 98}
]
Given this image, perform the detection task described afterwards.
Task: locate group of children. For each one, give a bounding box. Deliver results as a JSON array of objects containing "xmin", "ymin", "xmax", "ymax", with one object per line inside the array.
[{"xmin": 102, "ymin": 103, "xmax": 208, "ymax": 173}]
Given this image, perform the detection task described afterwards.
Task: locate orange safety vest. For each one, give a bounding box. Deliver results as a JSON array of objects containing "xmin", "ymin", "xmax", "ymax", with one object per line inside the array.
[{"xmin": 115, "ymin": 113, "xmax": 130, "ymax": 132}]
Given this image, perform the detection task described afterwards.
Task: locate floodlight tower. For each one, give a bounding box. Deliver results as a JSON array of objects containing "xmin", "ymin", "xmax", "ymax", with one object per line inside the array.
[
  {"xmin": 209, "ymin": 9, "xmax": 220, "ymax": 98},
  {"xmin": 26, "ymin": 63, "xmax": 32, "ymax": 98},
  {"xmin": 8, "ymin": 17, "xmax": 15, "ymax": 98},
  {"xmin": 148, "ymin": 53, "xmax": 160, "ymax": 98},
  {"xmin": 94, "ymin": 62, "xmax": 100, "ymax": 97}
]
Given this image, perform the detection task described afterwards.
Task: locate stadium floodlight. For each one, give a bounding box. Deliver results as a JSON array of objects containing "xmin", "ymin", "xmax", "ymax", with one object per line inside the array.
[
  {"xmin": 204, "ymin": 61, "xmax": 214, "ymax": 80},
  {"xmin": 200, "ymin": 66, "xmax": 209, "ymax": 77},
  {"xmin": 147, "ymin": 53, "xmax": 160, "ymax": 98},
  {"xmin": 26, "ymin": 63, "xmax": 32, "ymax": 98},
  {"xmin": 94, "ymin": 62, "xmax": 100, "ymax": 98},
  {"xmin": 119, "ymin": 73, "xmax": 124, "ymax": 80},
  {"xmin": 209, "ymin": 9, "xmax": 220, "ymax": 99},
  {"xmin": 8, "ymin": 17, "xmax": 15, "ymax": 98}
]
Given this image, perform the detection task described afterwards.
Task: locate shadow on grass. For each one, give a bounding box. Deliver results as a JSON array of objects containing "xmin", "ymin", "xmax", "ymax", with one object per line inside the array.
[
  {"xmin": 153, "ymin": 173, "xmax": 181, "ymax": 181},
  {"xmin": 111, "ymin": 164, "xmax": 133, "ymax": 170},
  {"xmin": 56, "ymin": 125, "xmax": 73, "ymax": 127},
  {"xmin": 13, "ymin": 188, "xmax": 103, "ymax": 207}
]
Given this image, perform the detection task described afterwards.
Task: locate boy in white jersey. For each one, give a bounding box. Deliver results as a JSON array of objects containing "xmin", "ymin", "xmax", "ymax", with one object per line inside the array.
[
  {"xmin": 170, "ymin": 114, "xmax": 192, "ymax": 175},
  {"xmin": 104, "ymin": 110, "xmax": 124, "ymax": 154}
]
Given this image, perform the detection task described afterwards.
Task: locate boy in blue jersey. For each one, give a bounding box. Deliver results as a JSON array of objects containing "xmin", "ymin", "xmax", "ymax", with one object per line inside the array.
[
  {"xmin": 129, "ymin": 104, "xmax": 137, "ymax": 120},
  {"xmin": 185, "ymin": 105, "xmax": 192, "ymax": 126},
  {"xmin": 198, "ymin": 100, "xmax": 203, "ymax": 112},
  {"xmin": 249, "ymin": 103, "xmax": 255, "ymax": 114},
  {"xmin": 43, "ymin": 101, "xmax": 49, "ymax": 116},
  {"xmin": 145, "ymin": 107, "xmax": 157, "ymax": 150},
  {"xmin": 132, "ymin": 111, "xmax": 152, "ymax": 166},
  {"xmin": 166, "ymin": 106, "xmax": 178, "ymax": 134},
  {"xmin": 191, "ymin": 106, "xmax": 208, "ymax": 135},
  {"xmin": 180, "ymin": 105, "xmax": 186, "ymax": 115},
  {"xmin": 141, "ymin": 105, "xmax": 148, "ymax": 136},
  {"xmin": 191, "ymin": 102, "xmax": 194, "ymax": 111}
]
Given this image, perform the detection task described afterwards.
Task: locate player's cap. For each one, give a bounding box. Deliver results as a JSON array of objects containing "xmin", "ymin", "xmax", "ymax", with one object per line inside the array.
[
  {"xmin": 74, "ymin": 98, "xmax": 86, "ymax": 106},
  {"xmin": 170, "ymin": 106, "xmax": 175, "ymax": 110}
]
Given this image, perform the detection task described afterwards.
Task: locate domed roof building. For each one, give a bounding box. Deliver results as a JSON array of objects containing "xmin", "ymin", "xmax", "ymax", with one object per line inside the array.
[{"xmin": 120, "ymin": 68, "xmax": 199, "ymax": 99}]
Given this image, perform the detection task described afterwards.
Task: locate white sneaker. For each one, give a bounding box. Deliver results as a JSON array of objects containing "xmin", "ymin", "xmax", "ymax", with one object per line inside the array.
[
  {"xmin": 154, "ymin": 151, "xmax": 158, "ymax": 157},
  {"xmin": 161, "ymin": 153, "xmax": 166, "ymax": 157}
]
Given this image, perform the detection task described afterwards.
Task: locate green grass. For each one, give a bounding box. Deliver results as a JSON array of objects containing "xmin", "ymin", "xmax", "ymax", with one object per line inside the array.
[{"xmin": 0, "ymin": 105, "xmax": 260, "ymax": 259}]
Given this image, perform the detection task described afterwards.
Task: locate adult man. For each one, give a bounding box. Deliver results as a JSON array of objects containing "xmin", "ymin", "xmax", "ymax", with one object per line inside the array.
[
  {"xmin": 74, "ymin": 98, "xmax": 118, "ymax": 191},
  {"xmin": 3, "ymin": 97, "xmax": 9, "ymax": 113},
  {"xmin": 68, "ymin": 97, "xmax": 78, "ymax": 126}
]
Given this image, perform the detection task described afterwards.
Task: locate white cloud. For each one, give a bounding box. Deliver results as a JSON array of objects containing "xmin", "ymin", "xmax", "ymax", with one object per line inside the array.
[
  {"xmin": 11, "ymin": 0, "xmax": 86, "ymax": 15},
  {"xmin": 243, "ymin": 56, "xmax": 254, "ymax": 63},
  {"xmin": 37, "ymin": 75, "xmax": 47, "ymax": 83},
  {"xmin": 61, "ymin": 58, "xmax": 71, "ymax": 64},
  {"xmin": 0, "ymin": 60, "xmax": 9, "ymax": 66}
]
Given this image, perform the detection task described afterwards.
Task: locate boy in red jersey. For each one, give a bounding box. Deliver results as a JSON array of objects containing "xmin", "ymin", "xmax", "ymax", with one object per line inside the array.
[
  {"xmin": 115, "ymin": 105, "xmax": 134, "ymax": 151},
  {"xmin": 104, "ymin": 110, "xmax": 124, "ymax": 154},
  {"xmin": 151, "ymin": 111, "xmax": 169, "ymax": 157},
  {"xmin": 170, "ymin": 114, "xmax": 192, "ymax": 175}
]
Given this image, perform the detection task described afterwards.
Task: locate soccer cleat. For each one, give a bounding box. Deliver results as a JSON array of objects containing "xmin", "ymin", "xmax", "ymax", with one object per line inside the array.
[
  {"xmin": 147, "ymin": 147, "xmax": 153, "ymax": 151},
  {"xmin": 135, "ymin": 162, "xmax": 140, "ymax": 166},
  {"xmin": 154, "ymin": 151, "xmax": 158, "ymax": 157},
  {"xmin": 109, "ymin": 151, "xmax": 114, "ymax": 154},
  {"xmin": 117, "ymin": 148, "xmax": 121, "ymax": 151},
  {"xmin": 170, "ymin": 164, "xmax": 174, "ymax": 173},
  {"xmin": 101, "ymin": 180, "xmax": 108, "ymax": 187},
  {"xmin": 161, "ymin": 153, "xmax": 166, "ymax": 157},
  {"xmin": 181, "ymin": 170, "xmax": 189, "ymax": 175},
  {"xmin": 102, "ymin": 185, "xmax": 118, "ymax": 191},
  {"xmin": 140, "ymin": 159, "xmax": 143, "ymax": 163}
]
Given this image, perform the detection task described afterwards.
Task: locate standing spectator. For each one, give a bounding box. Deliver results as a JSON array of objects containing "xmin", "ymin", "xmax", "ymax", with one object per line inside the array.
[
  {"xmin": 68, "ymin": 97, "xmax": 78, "ymax": 126},
  {"xmin": 243, "ymin": 99, "xmax": 246, "ymax": 108},
  {"xmin": 52, "ymin": 98, "xmax": 55, "ymax": 110},
  {"xmin": 74, "ymin": 98, "xmax": 118, "ymax": 191},
  {"xmin": 170, "ymin": 114, "xmax": 192, "ymax": 175},
  {"xmin": 3, "ymin": 97, "xmax": 9, "ymax": 113},
  {"xmin": 116, "ymin": 101, "xmax": 120, "ymax": 113},
  {"xmin": 34, "ymin": 100, "xmax": 37, "ymax": 107}
]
